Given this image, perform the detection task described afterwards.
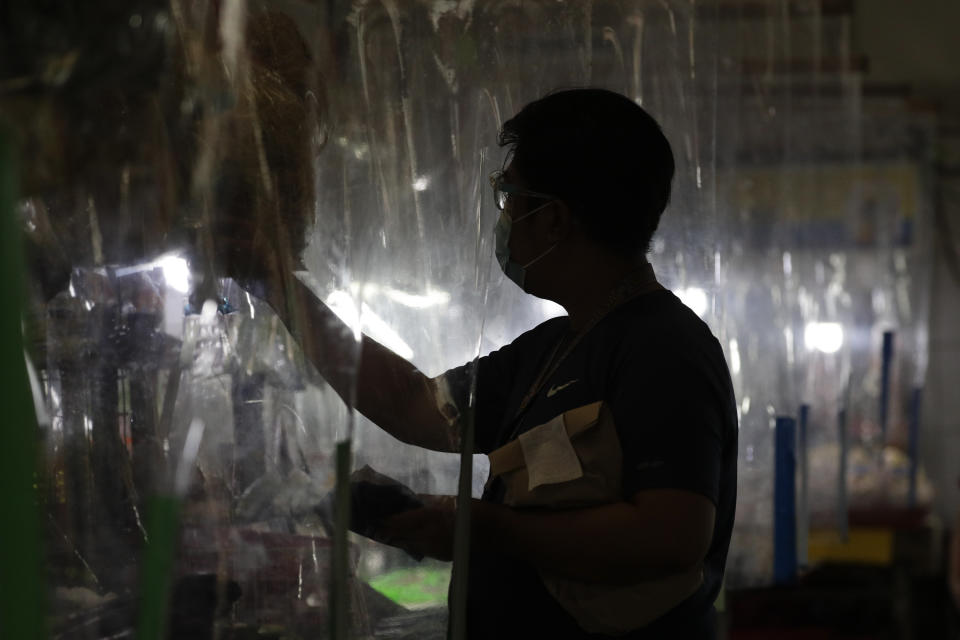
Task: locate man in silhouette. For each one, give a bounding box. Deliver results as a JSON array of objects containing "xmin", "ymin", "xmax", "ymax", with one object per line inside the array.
[{"xmin": 252, "ymin": 88, "xmax": 737, "ymax": 638}]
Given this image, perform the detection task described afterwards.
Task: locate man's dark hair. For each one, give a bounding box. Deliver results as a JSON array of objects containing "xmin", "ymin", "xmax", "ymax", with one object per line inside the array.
[{"xmin": 499, "ymin": 88, "xmax": 674, "ymax": 255}]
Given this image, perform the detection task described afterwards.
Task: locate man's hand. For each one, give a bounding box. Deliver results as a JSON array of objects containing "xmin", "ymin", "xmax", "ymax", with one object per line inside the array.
[
  {"xmin": 379, "ymin": 495, "xmax": 457, "ymax": 561},
  {"xmin": 374, "ymin": 488, "xmax": 714, "ymax": 586}
]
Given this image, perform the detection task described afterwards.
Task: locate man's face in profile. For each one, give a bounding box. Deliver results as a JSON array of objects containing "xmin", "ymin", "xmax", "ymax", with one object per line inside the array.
[{"xmin": 501, "ymin": 163, "xmax": 548, "ymax": 261}]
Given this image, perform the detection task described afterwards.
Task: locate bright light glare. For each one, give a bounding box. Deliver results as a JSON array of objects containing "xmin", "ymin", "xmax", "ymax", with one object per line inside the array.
[
  {"xmin": 200, "ymin": 299, "xmax": 219, "ymax": 323},
  {"xmin": 383, "ymin": 287, "xmax": 450, "ymax": 309},
  {"xmin": 175, "ymin": 418, "xmax": 205, "ymax": 496},
  {"xmin": 412, "ymin": 176, "xmax": 430, "ymax": 192},
  {"xmin": 728, "ymin": 339, "xmax": 741, "ymax": 375},
  {"xmin": 326, "ymin": 291, "xmax": 414, "ymax": 359},
  {"xmin": 325, "ymin": 291, "xmax": 362, "ymax": 341},
  {"xmin": 677, "ymin": 287, "xmax": 708, "ymax": 318},
  {"xmin": 804, "ymin": 322, "xmax": 844, "ymax": 354},
  {"xmin": 352, "ymin": 282, "xmax": 449, "ymax": 309},
  {"xmin": 360, "ymin": 302, "xmax": 415, "ymax": 360},
  {"xmin": 156, "ymin": 255, "xmax": 191, "ymax": 293},
  {"xmin": 540, "ymin": 299, "xmax": 566, "ymax": 319}
]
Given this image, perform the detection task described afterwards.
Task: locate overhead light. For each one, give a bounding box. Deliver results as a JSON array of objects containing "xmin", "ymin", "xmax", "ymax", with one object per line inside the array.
[
  {"xmin": 804, "ymin": 322, "xmax": 844, "ymax": 354},
  {"xmin": 156, "ymin": 255, "xmax": 191, "ymax": 293},
  {"xmin": 112, "ymin": 254, "xmax": 191, "ymax": 293}
]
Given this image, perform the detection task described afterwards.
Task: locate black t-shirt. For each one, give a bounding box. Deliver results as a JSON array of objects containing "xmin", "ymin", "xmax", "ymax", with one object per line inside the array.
[{"xmin": 443, "ymin": 289, "xmax": 738, "ymax": 639}]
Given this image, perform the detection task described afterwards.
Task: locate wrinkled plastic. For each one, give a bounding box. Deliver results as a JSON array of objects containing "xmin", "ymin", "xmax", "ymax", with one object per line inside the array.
[{"xmin": 3, "ymin": 0, "xmax": 937, "ymax": 635}]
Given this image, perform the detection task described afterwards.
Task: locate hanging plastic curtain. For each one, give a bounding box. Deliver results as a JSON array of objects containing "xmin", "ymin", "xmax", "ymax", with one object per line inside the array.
[
  {"xmin": 3, "ymin": 1, "xmax": 723, "ymax": 636},
  {"xmin": 2, "ymin": 0, "xmax": 938, "ymax": 636}
]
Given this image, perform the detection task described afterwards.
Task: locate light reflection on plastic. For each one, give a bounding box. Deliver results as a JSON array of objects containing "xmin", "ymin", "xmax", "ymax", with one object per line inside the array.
[
  {"xmin": 24, "ymin": 353, "xmax": 50, "ymax": 428},
  {"xmin": 353, "ymin": 282, "xmax": 450, "ymax": 309},
  {"xmin": 382, "ymin": 286, "xmax": 450, "ymax": 309},
  {"xmin": 175, "ymin": 418, "xmax": 205, "ymax": 496},
  {"xmin": 326, "ymin": 290, "xmax": 414, "ymax": 359},
  {"xmin": 804, "ymin": 322, "xmax": 844, "ymax": 354},
  {"xmin": 360, "ymin": 302, "xmax": 415, "ymax": 360},
  {"xmin": 784, "ymin": 326, "xmax": 795, "ymax": 365},
  {"xmin": 325, "ymin": 290, "xmax": 363, "ymax": 342},
  {"xmin": 200, "ymin": 298, "xmax": 219, "ymax": 323},
  {"xmin": 729, "ymin": 338, "xmax": 741, "ymax": 374},
  {"xmin": 49, "ymin": 385, "xmax": 61, "ymax": 415},
  {"xmin": 676, "ymin": 286, "xmax": 708, "ymax": 317}
]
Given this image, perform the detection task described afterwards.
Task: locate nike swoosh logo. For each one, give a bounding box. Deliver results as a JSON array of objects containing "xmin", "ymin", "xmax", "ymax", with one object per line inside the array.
[{"xmin": 546, "ymin": 380, "xmax": 579, "ymax": 397}]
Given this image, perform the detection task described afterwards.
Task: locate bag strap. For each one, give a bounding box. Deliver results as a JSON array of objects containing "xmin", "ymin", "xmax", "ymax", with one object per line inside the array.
[{"xmin": 511, "ymin": 263, "xmax": 663, "ymax": 423}]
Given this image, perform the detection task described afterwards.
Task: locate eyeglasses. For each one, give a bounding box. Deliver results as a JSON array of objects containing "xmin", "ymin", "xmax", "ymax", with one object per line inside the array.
[{"xmin": 488, "ymin": 170, "xmax": 557, "ymax": 211}]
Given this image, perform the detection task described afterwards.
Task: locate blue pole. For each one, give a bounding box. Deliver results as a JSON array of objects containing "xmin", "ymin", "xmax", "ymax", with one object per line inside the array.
[
  {"xmin": 908, "ymin": 386, "xmax": 922, "ymax": 507},
  {"xmin": 879, "ymin": 331, "xmax": 894, "ymax": 443},
  {"xmin": 797, "ymin": 404, "xmax": 810, "ymax": 570},
  {"xmin": 774, "ymin": 416, "xmax": 797, "ymax": 584}
]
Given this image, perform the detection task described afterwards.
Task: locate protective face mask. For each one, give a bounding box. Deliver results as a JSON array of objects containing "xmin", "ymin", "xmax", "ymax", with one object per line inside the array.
[{"xmin": 494, "ymin": 201, "xmax": 558, "ymax": 290}]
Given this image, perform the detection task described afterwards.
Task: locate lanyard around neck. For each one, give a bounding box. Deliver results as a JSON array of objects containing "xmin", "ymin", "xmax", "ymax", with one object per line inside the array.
[{"xmin": 511, "ymin": 263, "xmax": 664, "ymax": 422}]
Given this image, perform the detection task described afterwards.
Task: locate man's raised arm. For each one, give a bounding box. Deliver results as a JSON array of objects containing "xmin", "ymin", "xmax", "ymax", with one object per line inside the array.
[{"xmin": 261, "ymin": 273, "xmax": 461, "ymax": 453}]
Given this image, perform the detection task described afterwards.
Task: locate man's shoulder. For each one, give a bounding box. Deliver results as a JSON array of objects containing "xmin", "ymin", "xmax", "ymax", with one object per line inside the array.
[
  {"xmin": 606, "ymin": 290, "xmax": 717, "ymax": 353},
  {"xmin": 500, "ymin": 314, "xmax": 569, "ymax": 352},
  {"xmin": 468, "ymin": 315, "xmax": 568, "ymax": 377},
  {"xmin": 600, "ymin": 292, "xmax": 733, "ymax": 403}
]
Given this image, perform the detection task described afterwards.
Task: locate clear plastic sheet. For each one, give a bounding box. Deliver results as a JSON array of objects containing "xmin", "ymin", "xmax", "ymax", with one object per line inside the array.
[{"xmin": 2, "ymin": 0, "xmax": 936, "ymax": 635}]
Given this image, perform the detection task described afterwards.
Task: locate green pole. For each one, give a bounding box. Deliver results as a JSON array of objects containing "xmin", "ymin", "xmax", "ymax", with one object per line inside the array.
[
  {"xmin": 135, "ymin": 496, "xmax": 181, "ymax": 640},
  {"xmin": 330, "ymin": 439, "xmax": 352, "ymax": 640},
  {"xmin": 448, "ymin": 402, "xmax": 474, "ymax": 640},
  {"xmin": 0, "ymin": 126, "xmax": 47, "ymax": 637}
]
